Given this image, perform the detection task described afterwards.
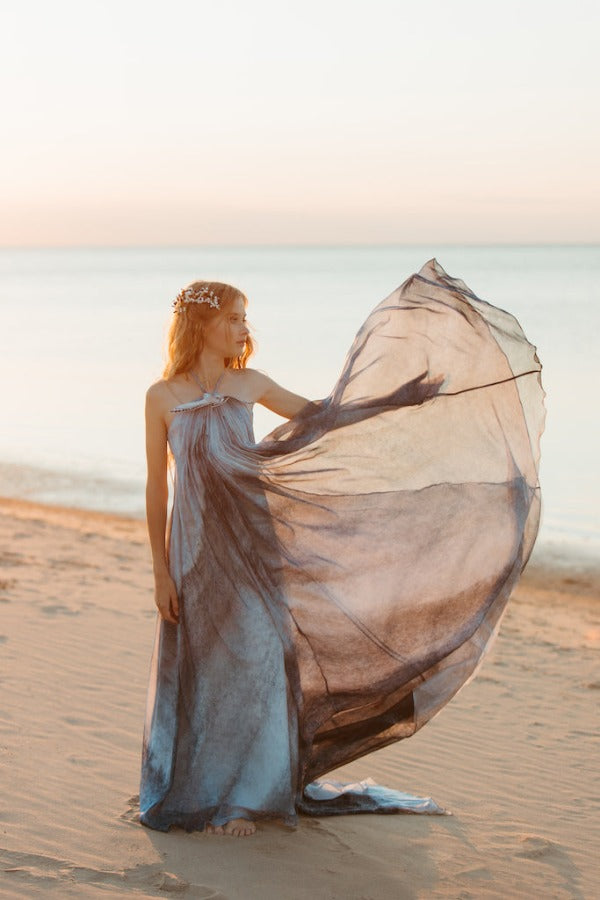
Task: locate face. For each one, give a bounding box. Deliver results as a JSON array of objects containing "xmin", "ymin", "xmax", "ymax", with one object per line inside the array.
[{"xmin": 202, "ymin": 295, "xmax": 249, "ymax": 358}]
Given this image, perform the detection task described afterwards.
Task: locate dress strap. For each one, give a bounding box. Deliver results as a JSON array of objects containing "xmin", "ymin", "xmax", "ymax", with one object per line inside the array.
[
  {"xmin": 212, "ymin": 370, "xmax": 227, "ymax": 394},
  {"xmin": 189, "ymin": 370, "xmax": 227, "ymax": 395},
  {"xmin": 164, "ymin": 381, "xmax": 186, "ymax": 403}
]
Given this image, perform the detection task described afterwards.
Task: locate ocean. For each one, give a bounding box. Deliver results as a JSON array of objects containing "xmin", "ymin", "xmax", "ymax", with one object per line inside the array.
[{"xmin": 1, "ymin": 244, "xmax": 598, "ymax": 558}]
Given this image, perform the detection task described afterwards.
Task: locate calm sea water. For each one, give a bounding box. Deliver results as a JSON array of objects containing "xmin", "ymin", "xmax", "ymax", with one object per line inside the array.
[{"xmin": 0, "ymin": 245, "xmax": 598, "ymax": 557}]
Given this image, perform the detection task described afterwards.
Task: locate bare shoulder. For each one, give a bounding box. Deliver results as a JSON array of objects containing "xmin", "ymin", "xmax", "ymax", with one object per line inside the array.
[
  {"xmin": 145, "ymin": 378, "xmax": 181, "ymax": 419},
  {"xmin": 231, "ymin": 367, "xmax": 269, "ymax": 382},
  {"xmin": 146, "ymin": 379, "xmax": 169, "ymax": 405},
  {"xmin": 234, "ymin": 369, "xmax": 309, "ymax": 418},
  {"xmin": 226, "ymin": 367, "xmax": 271, "ymax": 400}
]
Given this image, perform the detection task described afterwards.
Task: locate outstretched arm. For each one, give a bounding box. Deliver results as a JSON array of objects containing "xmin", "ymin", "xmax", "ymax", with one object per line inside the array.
[{"xmin": 254, "ymin": 372, "xmax": 310, "ymax": 419}]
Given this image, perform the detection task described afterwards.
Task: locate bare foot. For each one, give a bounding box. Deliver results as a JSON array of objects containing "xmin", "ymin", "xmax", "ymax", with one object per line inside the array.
[
  {"xmin": 223, "ymin": 817, "xmax": 256, "ymax": 837},
  {"xmin": 205, "ymin": 822, "xmax": 225, "ymax": 835}
]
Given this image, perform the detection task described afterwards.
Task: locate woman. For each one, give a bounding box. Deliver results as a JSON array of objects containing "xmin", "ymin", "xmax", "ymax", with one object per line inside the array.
[
  {"xmin": 143, "ymin": 283, "xmax": 309, "ymax": 836},
  {"xmin": 140, "ymin": 259, "xmax": 545, "ymax": 837}
]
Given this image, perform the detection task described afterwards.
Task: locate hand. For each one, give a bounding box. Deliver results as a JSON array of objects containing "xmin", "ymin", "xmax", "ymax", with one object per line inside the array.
[{"xmin": 154, "ymin": 572, "xmax": 180, "ymax": 624}]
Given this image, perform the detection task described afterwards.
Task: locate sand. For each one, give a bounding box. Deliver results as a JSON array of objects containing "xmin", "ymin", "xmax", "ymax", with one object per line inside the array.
[{"xmin": 0, "ymin": 495, "xmax": 598, "ymax": 899}]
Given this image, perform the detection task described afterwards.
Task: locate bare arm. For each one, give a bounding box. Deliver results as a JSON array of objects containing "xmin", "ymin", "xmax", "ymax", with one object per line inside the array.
[
  {"xmin": 254, "ymin": 372, "xmax": 310, "ymax": 419},
  {"xmin": 145, "ymin": 385, "xmax": 179, "ymax": 624}
]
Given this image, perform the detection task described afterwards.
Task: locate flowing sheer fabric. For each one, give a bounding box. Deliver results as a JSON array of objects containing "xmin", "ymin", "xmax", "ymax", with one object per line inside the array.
[{"xmin": 140, "ymin": 258, "xmax": 545, "ymax": 830}]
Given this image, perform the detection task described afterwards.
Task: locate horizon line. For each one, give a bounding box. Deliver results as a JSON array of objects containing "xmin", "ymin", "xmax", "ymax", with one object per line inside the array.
[{"xmin": 1, "ymin": 241, "xmax": 599, "ymax": 251}]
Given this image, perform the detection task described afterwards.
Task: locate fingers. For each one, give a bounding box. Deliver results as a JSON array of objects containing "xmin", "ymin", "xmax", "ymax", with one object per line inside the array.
[
  {"xmin": 160, "ymin": 604, "xmax": 178, "ymax": 625},
  {"xmin": 154, "ymin": 577, "xmax": 180, "ymax": 625},
  {"xmin": 168, "ymin": 585, "xmax": 179, "ymax": 624},
  {"xmin": 156, "ymin": 595, "xmax": 179, "ymax": 624}
]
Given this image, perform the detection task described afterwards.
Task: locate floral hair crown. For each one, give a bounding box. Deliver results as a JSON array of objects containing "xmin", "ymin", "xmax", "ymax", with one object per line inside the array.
[{"xmin": 172, "ymin": 284, "xmax": 221, "ymax": 314}]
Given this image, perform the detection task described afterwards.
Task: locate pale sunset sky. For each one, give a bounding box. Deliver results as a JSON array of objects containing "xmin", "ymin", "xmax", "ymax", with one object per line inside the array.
[{"xmin": 2, "ymin": 0, "xmax": 598, "ymax": 246}]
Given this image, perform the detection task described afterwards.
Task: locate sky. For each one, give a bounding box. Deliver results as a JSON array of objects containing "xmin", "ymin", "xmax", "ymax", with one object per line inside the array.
[{"xmin": 2, "ymin": 0, "xmax": 598, "ymax": 246}]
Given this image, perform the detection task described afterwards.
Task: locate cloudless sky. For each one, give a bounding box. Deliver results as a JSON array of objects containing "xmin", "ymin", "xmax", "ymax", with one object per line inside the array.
[{"xmin": 2, "ymin": 0, "xmax": 598, "ymax": 245}]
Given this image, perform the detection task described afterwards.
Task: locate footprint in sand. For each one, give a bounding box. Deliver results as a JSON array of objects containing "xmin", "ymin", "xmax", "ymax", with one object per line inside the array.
[
  {"xmin": 0, "ymin": 577, "xmax": 17, "ymax": 592},
  {"xmin": 41, "ymin": 604, "xmax": 80, "ymax": 616},
  {"xmin": 0, "ymin": 848, "xmax": 223, "ymax": 897},
  {"xmin": 515, "ymin": 835, "xmax": 564, "ymax": 860},
  {"xmin": 67, "ymin": 755, "xmax": 97, "ymax": 767},
  {"xmin": 0, "ymin": 550, "xmax": 26, "ymax": 567},
  {"xmin": 120, "ymin": 794, "xmax": 141, "ymax": 825},
  {"xmin": 562, "ymin": 577, "xmax": 591, "ymax": 588},
  {"xmin": 62, "ymin": 715, "xmax": 98, "ymax": 726}
]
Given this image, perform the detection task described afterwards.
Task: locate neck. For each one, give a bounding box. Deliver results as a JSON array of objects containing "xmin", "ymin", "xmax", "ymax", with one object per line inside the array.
[{"xmin": 190, "ymin": 349, "xmax": 226, "ymax": 389}]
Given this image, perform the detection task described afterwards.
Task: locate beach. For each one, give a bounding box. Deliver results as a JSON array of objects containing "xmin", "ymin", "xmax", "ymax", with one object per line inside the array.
[
  {"xmin": 1, "ymin": 495, "xmax": 598, "ymax": 899},
  {"xmin": 3, "ymin": 0, "xmax": 599, "ymax": 887}
]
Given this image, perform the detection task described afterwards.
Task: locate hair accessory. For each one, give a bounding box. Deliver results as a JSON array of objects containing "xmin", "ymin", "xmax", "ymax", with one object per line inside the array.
[{"xmin": 172, "ymin": 285, "xmax": 221, "ymax": 314}]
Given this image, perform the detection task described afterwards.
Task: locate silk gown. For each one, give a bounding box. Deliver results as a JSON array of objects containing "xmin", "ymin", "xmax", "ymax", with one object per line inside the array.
[{"xmin": 139, "ymin": 258, "xmax": 545, "ymax": 831}]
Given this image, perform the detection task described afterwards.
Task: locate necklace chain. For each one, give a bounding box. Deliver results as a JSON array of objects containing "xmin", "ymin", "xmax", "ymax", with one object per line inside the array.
[{"xmin": 189, "ymin": 370, "xmax": 225, "ymax": 395}]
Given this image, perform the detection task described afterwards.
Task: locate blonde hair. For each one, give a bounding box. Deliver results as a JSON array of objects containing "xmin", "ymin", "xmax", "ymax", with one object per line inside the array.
[{"xmin": 162, "ymin": 280, "xmax": 254, "ymax": 379}]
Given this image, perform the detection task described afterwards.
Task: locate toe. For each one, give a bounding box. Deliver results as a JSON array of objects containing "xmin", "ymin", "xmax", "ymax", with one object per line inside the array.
[{"xmin": 223, "ymin": 817, "xmax": 256, "ymax": 837}]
